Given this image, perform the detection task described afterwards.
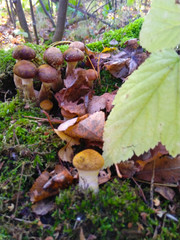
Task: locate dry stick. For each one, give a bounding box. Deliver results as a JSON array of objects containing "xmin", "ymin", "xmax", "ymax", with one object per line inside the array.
[
  {"xmin": 115, "ymin": 164, "xmax": 122, "ymax": 178},
  {"xmin": 14, "ymin": 162, "xmax": 25, "ymax": 215},
  {"xmin": 2, "ymin": 214, "xmax": 35, "ymax": 224},
  {"xmin": 6, "ymin": 0, "xmax": 13, "ymax": 24},
  {"xmin": 9, "ymin": 0, "xmax": 16, "ymax": 28},
  {"xmin": 23, "ymin": 115, "xmax": 64, "ymax": 124},
  {"xmin": 68, "ymin": 3, "xmax": 114, "ymax": 28},
  {"xmin": 150, "ymin": 158, "xmax": 156, "ymax": 209},
  {"xmin": 29, "ymin": 0, "xmax": 39, "ymax": 44},
  {"xmin": 38, "ymin": 0, "xmax": 56, "ymax": 27},
  {"xmin": 132, "ymin": 177, "xmax": 147, "ymax": 203}
]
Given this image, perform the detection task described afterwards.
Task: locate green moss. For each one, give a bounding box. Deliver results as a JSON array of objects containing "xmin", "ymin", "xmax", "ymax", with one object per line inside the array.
[
  {"xmin": 0, "ymin": 97, "xmax": 63, "ymax": 200},
  {"xmin": 87, "ymin": 18, "xmax": 144, "ymax": 52},
  {"xmin": 0, "ymin": 48, "xmax": 15, "ymax": 76},
  {"xmin": 54, "ymin": 179, "xmax": 154, "ymax": 239}
]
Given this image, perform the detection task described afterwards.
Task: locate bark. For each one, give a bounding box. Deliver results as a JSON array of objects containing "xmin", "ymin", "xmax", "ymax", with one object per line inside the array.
[
  {"xmin": 38, "ymin": 0, "xmax": 56, "ymax": 27},
  {"xmin": 13, "ymin": 0, "xmax": 32, "ymax": 42},
  {"xmin": 52, "ymin": 0, "xmax": 68, "ymax": 42}
]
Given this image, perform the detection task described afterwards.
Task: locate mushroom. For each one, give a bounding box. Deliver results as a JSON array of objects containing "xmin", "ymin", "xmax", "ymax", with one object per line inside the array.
[
  {"xmin": 12, "ymin": 45, "xmax": 36, "ymax": 61},
  {"xmin": 86, "ymin": 69, "xmax": 98, "ymax": 87},
  {"xmin": 69, "ymin": 41, "xmax": 85, "ymax": 52},
  {"xmin": 13, "ymin": 60, "xmax": 37, "ymax": 101},
  {"xmin": 63, "ymin": 47, "xmax": 84, "ymax": 77},
  {"xmin": 73, "ymin": 149, "xmax": 104, "ymax": 193},
  {"xmin": 43, "ymin": 47, "xmax": 63, "ymax": 91},
  {"xmin": 38, "ymin": 64, "xmax": 59, "ymax": 103},
  {"xmin": 12, "ymin": 45, "xmax": 36, "ymax": 95},
  {"xmin": 40, "ymin": 99, "xmax": 53, "ymax": 113}
]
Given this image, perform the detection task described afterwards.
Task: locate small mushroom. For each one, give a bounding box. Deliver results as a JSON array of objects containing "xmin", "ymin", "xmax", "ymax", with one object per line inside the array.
[
  {"xmin": 13, "ymin": 60, "xmax": 37, "ymax": 101},
  {"xmin": 40, "ymin": 99, "xmax": 53, "ymax": 113},
  {"xmin": 86, "ymin": 69, "xmax": 98, "ymax": 87},
  {"xmin": 69, "ymin": 41, "xmax": 85, "ymax": 52},
  {"xmin": 63, "ymin": 47, "xmax": 84, "ymax": 77},
  {"xmin": 73, "ymin": 149, "xmax": 104, "ymax": 193},
  {"xmin": 38, "ymin": 64, "xmax": 59, "ymax": 103},
  {"xmin": 43, "ymin": 47, "xmax": 63, "ymax": 91},
  {"xmin": 12, "ymin": 45, "xmax": 36, "ymax": 95}
]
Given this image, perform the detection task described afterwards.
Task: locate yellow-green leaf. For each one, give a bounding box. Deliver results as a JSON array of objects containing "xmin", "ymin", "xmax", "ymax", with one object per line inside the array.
[
  {"xmin": 140, "ymin": 0, "xmax": 180, "ymax": 52},
  {"xmin": 103, "ymin": 49, "xmax": 180, "ymax": 168}
]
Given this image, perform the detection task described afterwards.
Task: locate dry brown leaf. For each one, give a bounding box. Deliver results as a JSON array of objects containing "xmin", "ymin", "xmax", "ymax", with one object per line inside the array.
[
  {"xmin": 135, "ymin": 155, "xmax": 180, "ymax": 184},
  {"xmin": 58, "ymin": 145, "xmax": 74, "ymax": 163},
  {"xmin": 155, "ymin": 186, "xmax": 175, "ymax": 201},
  {"xmin": 87, "ymin": 92, "xmax": 116, "ymax": 114},
  {"xmin": 30, "ymin": 167, "xmax": 73, "ymax": 203},
  {"xmin": 32, "ymin": 199, "xmax": 55, "ymax": 215},
  {"xmin": 117, "ymin": 161, "xmax": 139, "ymax": 178},
  {"xmin": 64, "ymin": 111, "xmax": 105, "ymax": 141}
]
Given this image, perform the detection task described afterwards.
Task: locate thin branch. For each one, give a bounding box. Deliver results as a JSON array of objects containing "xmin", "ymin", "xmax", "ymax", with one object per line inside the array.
[
  {"xmin": 68, "ymin": 3, "xmax": 114, "ymax": 28},
  {"xmin": 5, "ymin": 0, "xmax": 13, "ymax": 23},
  {"xmin": 29, "ymin": 0, "xmax": 39, "ymax": 44},
  {"xmin": 38, "ymin": 0, "xmax": 56, "ymax": 27},
  {"xmin": 9, "ymin": 0, "xmax": 16, "ymax": 28}
]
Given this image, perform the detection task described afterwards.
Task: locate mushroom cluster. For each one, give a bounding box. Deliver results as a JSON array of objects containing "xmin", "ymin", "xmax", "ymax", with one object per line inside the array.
[{"xmin": 12, "ymin": 42, "xmax": 97, "ymax": 113}]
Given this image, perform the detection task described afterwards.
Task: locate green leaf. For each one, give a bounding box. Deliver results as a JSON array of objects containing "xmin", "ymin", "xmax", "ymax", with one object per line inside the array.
[
  {"xmin": 103, "ymin": 49, "xmax": 180, "ymax": 168},
  {"xmin": 140, "ymin": 0, "xmax": 180, "ymax": 52},
  {"xmin": 127, "ymin": 0, "xmax": 135, "ymax": 6}
]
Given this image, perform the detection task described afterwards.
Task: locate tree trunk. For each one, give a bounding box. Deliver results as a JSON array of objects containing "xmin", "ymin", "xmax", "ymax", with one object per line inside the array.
[
  {"xmin": 52, "ymin": 0, "xmax": 68, "ymax": 42},
  {"xmin": 13, "ymin": 0, "xmax": 32, "ymax": 42}
]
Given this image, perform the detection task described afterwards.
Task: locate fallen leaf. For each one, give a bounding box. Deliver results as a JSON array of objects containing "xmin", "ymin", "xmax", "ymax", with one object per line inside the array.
[
  {"xmin": 135, "ymin": 155, "xmax": 180, "ymax": 184},
  {"xmin": 155, "ymin": 186, "xmax": 175, "ymax": 201},
  {"xmin": 64, "ymin": 111, "xmax": 105, "ymax": 141},
  {"xmin": 32, "ymin": 199, "xmax": 55, "ymax": 215},
  {"xmin": 30, "ymin": 166, "xmax": 73, "ymax": 203},
  {"xmin": 58, "ymin": 145, "xmax": 74, "ymax": 162}
]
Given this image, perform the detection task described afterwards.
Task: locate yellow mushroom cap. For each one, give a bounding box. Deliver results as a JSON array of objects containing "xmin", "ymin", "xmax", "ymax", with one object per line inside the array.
[
  {"xmin": 73, "ymin": 149, "xmax": 104, "ymax": 171},
  {"xmin": 40, "ymin": 99, "xmax": 53, "ymax": 111}
]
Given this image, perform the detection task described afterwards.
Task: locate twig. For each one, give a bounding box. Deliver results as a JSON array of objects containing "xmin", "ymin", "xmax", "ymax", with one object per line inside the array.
[
  {"xmin": 29, "ymin": 0, "xmax": 39, "ymax": 44},
  {"xmin": 68, "ymin": 3, "xmax": 114, "ymax": 28},
  {"xmin": 132, "ymin": 177, "xmax": 147, "ymax": 203},
  {"xmin": 23, "ymin": 115, "xmax": 64, "ymax": 124},
  {"xmin": 2, "ymin": 214, "xmax": 35, "ymax": 224},
  {"xmin": 115, "ymin": 164, "xmax": 122, "ymax": 178},
  {"xmin": 14, "ymin": 162, "xmax": 25, "ymax": 215},
  {"xmin": 150, "ymin": 158, "xmax": 156, "ymax": 209}
]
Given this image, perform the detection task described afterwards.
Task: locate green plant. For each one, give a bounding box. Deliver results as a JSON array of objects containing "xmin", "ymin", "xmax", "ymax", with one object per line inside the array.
[
  {"xmin": 103, "ymin": 0, "xmax": 180, "ymax": 167},
  {"xmin": 86, "ymin": 18, "xmax": 144, "ymax": 52}
]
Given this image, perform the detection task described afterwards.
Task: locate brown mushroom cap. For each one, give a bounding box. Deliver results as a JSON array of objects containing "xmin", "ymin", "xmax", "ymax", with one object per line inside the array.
[
  {"xmin": 12, "ymin": 45, "xmax": 36, "ymax": 60},
  {"xmin": 43, "ymin": 47, "xmax": 63, "ymax": 67},
  {"xmin": 69, "ymin": 41, "xmax": 85, "ymax": 52},
  {"xmin": 63, "ymin": 47, "xmax": 84, "ymax": 62},
  {"xmin": 73, "ymin": 149, "xmax": 104, "ymax": 171},
  {"xmin": 86, "ymin": 69, "xmax": 98, "ymax": 81},
  {"xmin": 13, "ymin": 60, "xmax": 37, "ymax": 79},
  {"xmin": 38, "ymin": 64, "xmax": 59, "ymax": 83}
]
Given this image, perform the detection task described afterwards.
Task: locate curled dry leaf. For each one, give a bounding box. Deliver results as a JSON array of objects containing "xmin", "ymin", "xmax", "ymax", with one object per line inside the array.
[
  {"xmin": 30, "ymin": 166, "xmax": 73, "ymax": 203},
  {"xmin": 87, "ymin": 92, "xmax": 116, "ymax": 114},
  {"xmin": 64, "ymin": 111, "xmax": 105, "ymax": 142}
]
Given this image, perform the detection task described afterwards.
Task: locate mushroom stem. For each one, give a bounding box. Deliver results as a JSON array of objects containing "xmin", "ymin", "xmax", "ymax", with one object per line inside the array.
[
  {"xmin": 21, "ymin": 78, "xmax": 36, "ymax": 100},
  {"xmin": 66, "ymin": 62, "xmax": 78, "ymax": 77},
  {"xmin": 14, "ymin": 74, "xmax": 23, "ymax": 96},
  {"xmin": 78, "ymin": 169, "xmax": 99, "ymax": 193},
  {"xmin": 51, "ymin": 68, "xmax": 63, "ymax": 92},
  {"xmin": 38, "ymin": 82, "xmax": 52, "ymax": 103}
]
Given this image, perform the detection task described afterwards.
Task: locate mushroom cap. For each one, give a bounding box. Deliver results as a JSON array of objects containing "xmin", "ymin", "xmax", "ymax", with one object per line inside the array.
[
  {"xmin": 13, "ymin": 60, "xmax": 37, "ymax": 79},
  {"xmin": 38, "ymin": 64, "xmax": 59, "ymax": 83},
  {"xmin": 12, "ymin": 45, "xmax": 36, "ymax": 60},
  {"xmin": 43, "ymin": 47, "xmax": 63, "ymax": 67},
  {"xmin": 69, "ymin": 41, "xmax": 85, "ymax": 52},
  {"xmin": 86, "ymin": 69, "xmax": 98, "ymax": 81},
  {"xmin": 40, "ymin": 99, "xmax": 53, "ymax": 111},
  {"xmin": 63, "ymin": 47, "xmax": 84, "ymax": 62},
  {"xmin": 73, "ymin": 149, "xmax": 104, "ymax": 171}
]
